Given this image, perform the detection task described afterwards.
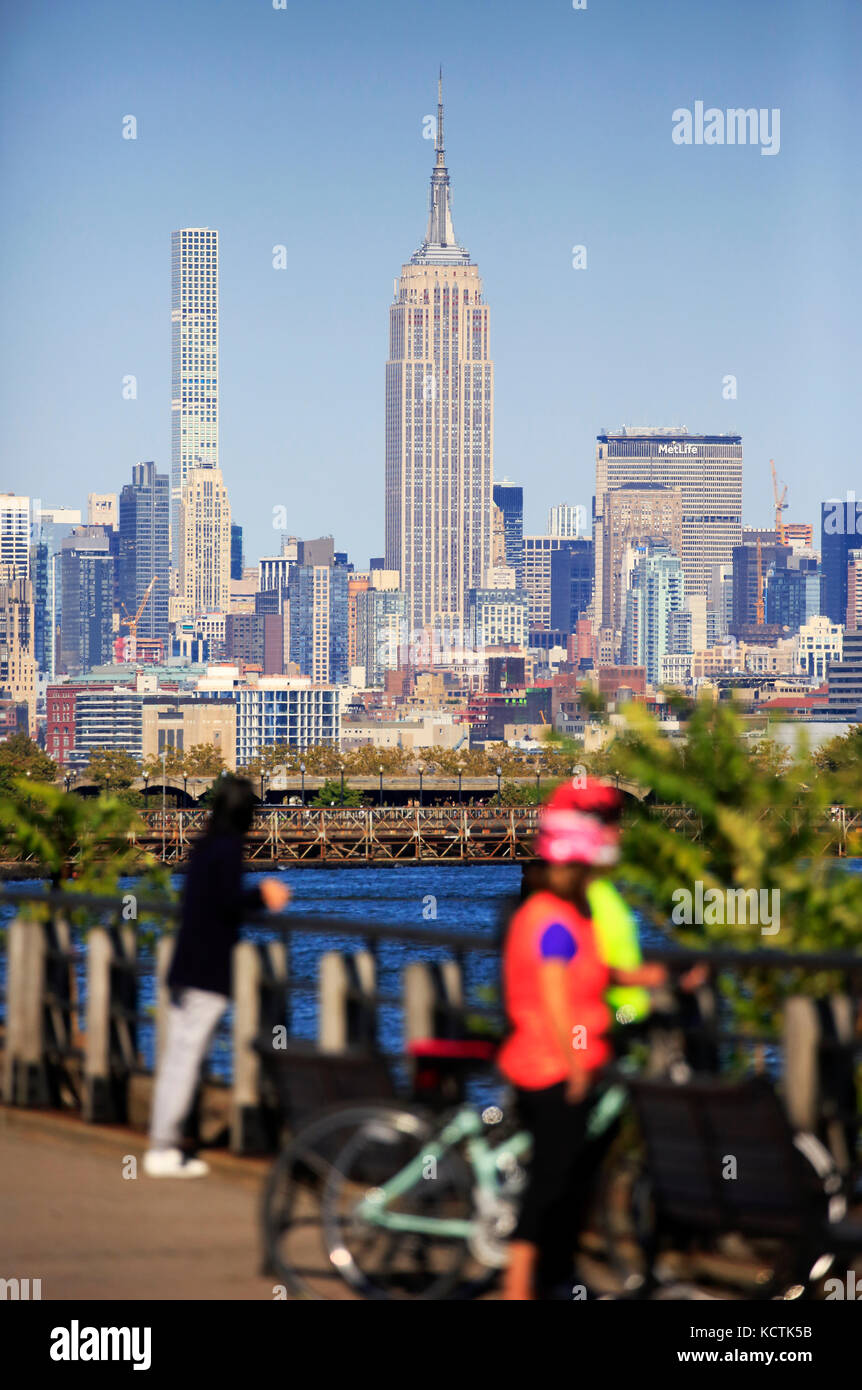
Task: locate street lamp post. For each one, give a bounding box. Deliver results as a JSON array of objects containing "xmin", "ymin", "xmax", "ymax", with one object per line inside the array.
[
  {"xmin": 378, "ymin": 765, "xmax": 384, "ymax": 808},
  {"xmin": 418, "ymin": 762, "xmax": 424, "ymax": 808},
  {"xmin": 536, "ymin": 768, "xmax": 541, "ymax": 802},
  {"xmin": 496, "ymin": 765, "xmax": 502, "ymax": 805},
  {"xmin": 339, "ymin": 764, "xmax": 345, "ymax": 807},
  {"xmin": 457, "ymin": 764, "xmax": 463, "ymax": 806},
  {"xmin": 160, "ymin": 750, "xmax": 167, "ymax": 861},
  {"xmin": 300, "ymin": 762, "xmax": 306, "ymax": 808}
]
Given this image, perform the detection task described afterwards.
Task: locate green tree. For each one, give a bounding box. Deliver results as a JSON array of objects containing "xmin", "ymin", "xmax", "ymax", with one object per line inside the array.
[
  {"xmin": 499, "ymin": 780, "xmax": 542, "ymax": 806},
  {"xmin": 87, "ymin": 747, "xmax": 140, "ymax": 791},
  {"xmin": 182, "ymin": 742, "xmax": 227, "ymax": 777},
  {"xmin": 812, "ymin": 725, "xmax": 862, "ymax": 807},
  {"xmin": 418, "ymin": 747, "xmax": 469, "ymax": 775},
  {"xmin": 238, "ymin": 743, "xmax": 297, "ymax": 778},
  {"xmin": 0, "ymin": 780, "xmax": 171, "ymax": 900},
  {"xmin": 299, "ymin": 746, "xmax": 343, "ymax": 775},
  {"xmin": 342, "ymin": 746, "xmax": 410, "ymax": 775},
  {"xmin": 310, "ymin": 777, "xmax": 363, "ymax": 807},
  {"xmin": 142, "ymin": 748, "xmax": 185, "ymax": 780},
  {"xmin": 594, "ymin": 697, "xmax": 862, "ymax": 1026},
  {"xmin": 0, "ymin": 734, "xmax": 56, "ymax": 793}
]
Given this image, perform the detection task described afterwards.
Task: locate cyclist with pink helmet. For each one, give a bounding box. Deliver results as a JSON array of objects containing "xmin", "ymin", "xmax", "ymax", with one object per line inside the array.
[{"xmin": 500, "ymin": 779, "xmax": 669, "ymax": 1301}]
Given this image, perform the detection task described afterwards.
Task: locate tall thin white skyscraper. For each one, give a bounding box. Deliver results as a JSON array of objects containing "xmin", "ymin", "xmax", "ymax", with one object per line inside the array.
[
  {"xmin": 385, "ymin": 75, "xmax": 494, "ymax": 638},
  {"xmin": 171, "ymin": 228, "xmax": 219, "ymax": 561}
]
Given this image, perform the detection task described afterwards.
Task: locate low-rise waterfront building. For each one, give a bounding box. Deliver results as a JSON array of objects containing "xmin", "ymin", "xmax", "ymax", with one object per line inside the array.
[
  {"xmin": 235, "ymin": 677, "xmax": 340, "ymax": 762},
  {"xmin": 142, "ymin": 695, "xmax": 237, "ymax": 767}
]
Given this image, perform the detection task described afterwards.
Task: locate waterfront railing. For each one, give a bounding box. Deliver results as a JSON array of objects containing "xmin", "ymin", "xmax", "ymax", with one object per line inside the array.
[{"xmin": 0, "ymin": 885, "xmax": 859, "ymax": 1173}]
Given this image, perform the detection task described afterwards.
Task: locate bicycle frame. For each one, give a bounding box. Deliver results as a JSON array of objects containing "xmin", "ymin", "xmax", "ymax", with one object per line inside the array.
[
  {"xmin": 352, "ymin": 1081, "xmax": 630, "ymax": 1240},
  {"xmin": 353, "ymin": 1107, "xmax": 527, "ymax": 1238}
]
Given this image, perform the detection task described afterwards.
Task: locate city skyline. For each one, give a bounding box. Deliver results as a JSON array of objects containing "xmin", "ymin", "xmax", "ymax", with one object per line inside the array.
[
  {"xmin": 3, "ymin": 5, "xmax": 862, "ymax": 1325},
  {"xmin": 2, "ymin": 0, "xmax": 860, "ymax": 568}
]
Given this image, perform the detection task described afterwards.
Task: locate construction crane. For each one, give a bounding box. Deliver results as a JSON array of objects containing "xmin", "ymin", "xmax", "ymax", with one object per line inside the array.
[
  {"xmin": 770, "ymin": 459, "xmax": 788, "ymax": 546},
  {"xmin": 755, "ymin": 536, "xmax": 765, "ymax": 626},
  {"xmin": 119, "ymin": 577, "xmax": 157, "ymax": 663}
]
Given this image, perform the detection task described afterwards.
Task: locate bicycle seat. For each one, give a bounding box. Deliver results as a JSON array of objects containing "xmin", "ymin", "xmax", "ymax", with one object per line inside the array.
[{"xmin": 407, "ymin": 1039, "xmax": 498, "ymax": 1061}]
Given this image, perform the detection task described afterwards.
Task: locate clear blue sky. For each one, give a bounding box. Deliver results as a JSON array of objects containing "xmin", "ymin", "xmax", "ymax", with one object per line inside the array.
[{"xmin": 1, "ymin": 0, "xmax": 859, "ymax": 567}]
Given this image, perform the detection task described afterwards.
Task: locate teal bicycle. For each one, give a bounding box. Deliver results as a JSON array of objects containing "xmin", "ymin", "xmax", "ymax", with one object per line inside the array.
[{"xmin": 261, "ymin": 1073, "xmax": 636, "ymax": 1301}]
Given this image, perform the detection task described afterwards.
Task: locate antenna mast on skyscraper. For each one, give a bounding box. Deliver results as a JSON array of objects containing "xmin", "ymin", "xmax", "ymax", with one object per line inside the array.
[{"xmin": 436, "ymin": 66, "xmax": 445, "ymax": 165}]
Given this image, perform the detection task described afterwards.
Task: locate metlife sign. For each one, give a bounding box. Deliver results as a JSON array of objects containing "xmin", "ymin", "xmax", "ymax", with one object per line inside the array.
[
  {"xmin": 599, "ymin": 432, "xmax": 742, "ymax": 463},
  {"xmin": 657, "ymin": 442, "xmax": 700, "ymax": 456}
]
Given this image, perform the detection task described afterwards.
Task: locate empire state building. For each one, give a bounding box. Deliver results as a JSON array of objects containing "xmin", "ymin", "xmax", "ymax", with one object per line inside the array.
[{"xmin": 385, "ymin": 75, "xmax": 494, "ymax": 639}]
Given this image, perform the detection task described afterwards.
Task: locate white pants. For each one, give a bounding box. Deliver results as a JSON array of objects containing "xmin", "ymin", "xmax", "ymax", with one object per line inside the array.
[{"xmin": 149, "ymin": 987, "xmax": 229, "ymax": 1150}]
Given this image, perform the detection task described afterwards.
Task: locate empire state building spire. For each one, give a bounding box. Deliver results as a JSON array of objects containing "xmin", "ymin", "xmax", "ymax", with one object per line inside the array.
[{"xmin": 412, "ymin": 69, "xmax": 471, "ymax": 265}]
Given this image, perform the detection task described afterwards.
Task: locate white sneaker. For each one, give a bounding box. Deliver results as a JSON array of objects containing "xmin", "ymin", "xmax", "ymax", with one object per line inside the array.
[{"xmin": 144, "ymin": 1147, "xmax": 210, "ymax": 1178}]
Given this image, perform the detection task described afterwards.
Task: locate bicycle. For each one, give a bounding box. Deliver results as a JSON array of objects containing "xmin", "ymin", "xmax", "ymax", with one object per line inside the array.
[
  {"xmin": 261, "ymin": 1071, "xmax": 634, "ymax": 1301},
  {"xmin": 261, "ymin": 1055, "xmax": 858, "ymax": 1301}
]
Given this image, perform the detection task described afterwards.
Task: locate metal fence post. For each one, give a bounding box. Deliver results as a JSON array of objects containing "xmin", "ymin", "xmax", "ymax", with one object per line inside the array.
[
  {"xmin": 403, "ymin": 960, "xmax": 463, "ymax": 1043},
  {"xmin": 319, "ymin": 950, "xmax": 376, "ymax": 1053},
  {"xmin": 84, "ymin": 926, "xmax": 113, "ymax": 1122},
  {"xmin": 231, "ymin": 939, "xmax": 288, "ymax": 1154},
  {"xmin": 783, "ymin": 994, "xmax": 855, "ymax": 1169},
  {"xmin": 84, "ymin": 924, "xmax": 138, "ymax": 1123},
  {"xmin": 2, "ymin": 917, "xmax": 50, "ymax": 1107}
]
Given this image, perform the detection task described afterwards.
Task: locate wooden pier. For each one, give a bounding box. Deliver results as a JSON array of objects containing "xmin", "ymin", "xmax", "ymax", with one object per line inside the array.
[
  {"xmin": 131, "ymin": 806, "xmax": 539, "ymax": 865},
  {"xmin": 127, "ymin": 803, "xmax": 862, "ymax": 865}
]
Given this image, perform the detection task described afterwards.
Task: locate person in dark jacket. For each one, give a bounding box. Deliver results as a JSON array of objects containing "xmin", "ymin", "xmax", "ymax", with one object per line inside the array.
[{"xmin": 145, "ymin": 776, "xmax": 290, "ymax": 1178}]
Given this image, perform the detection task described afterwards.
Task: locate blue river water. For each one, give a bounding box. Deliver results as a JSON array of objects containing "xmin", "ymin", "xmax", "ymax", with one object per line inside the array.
[
  {"xmin": 0, "ymin": 864, "xmax": 625, "ymax": 1080},
  {"xmin": 1, "ymin": 861, "xmax": 859, "ymax": 1085}
]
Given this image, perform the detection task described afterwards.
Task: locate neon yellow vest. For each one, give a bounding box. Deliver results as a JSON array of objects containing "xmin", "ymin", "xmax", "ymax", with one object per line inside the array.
[{"xmin": 587, "ymin": 878, "xmax": 651, "ymax": 1022}]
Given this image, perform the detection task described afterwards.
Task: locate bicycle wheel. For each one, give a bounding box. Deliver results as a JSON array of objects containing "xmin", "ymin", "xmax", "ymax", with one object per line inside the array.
[
  {"xmin": 262, "ymin": 1102, "xmax": 425, "ymax": 1301},
  {"xmin": 319, "ymin": 1105, "xmax": 477, "ymax": 1300},
  {"xmin": 597, "ymin": 1129, "xmax": 852, "ymax": 1301}
]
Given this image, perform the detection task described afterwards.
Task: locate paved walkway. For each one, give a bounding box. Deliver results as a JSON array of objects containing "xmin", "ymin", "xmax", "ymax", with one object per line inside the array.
[
  {"xmin": 5, "ymin": 1106, "xmax": 807, "ymax": 1302},
  {"xmin": 1, "ymin": 1108, "xmax": 280, "ymax": 1301}
]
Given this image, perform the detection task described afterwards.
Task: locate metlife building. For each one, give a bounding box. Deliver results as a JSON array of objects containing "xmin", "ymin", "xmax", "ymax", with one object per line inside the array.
[{"xmin": 594, "ymin": 428, "xmax": 743, "ymax": 627}]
